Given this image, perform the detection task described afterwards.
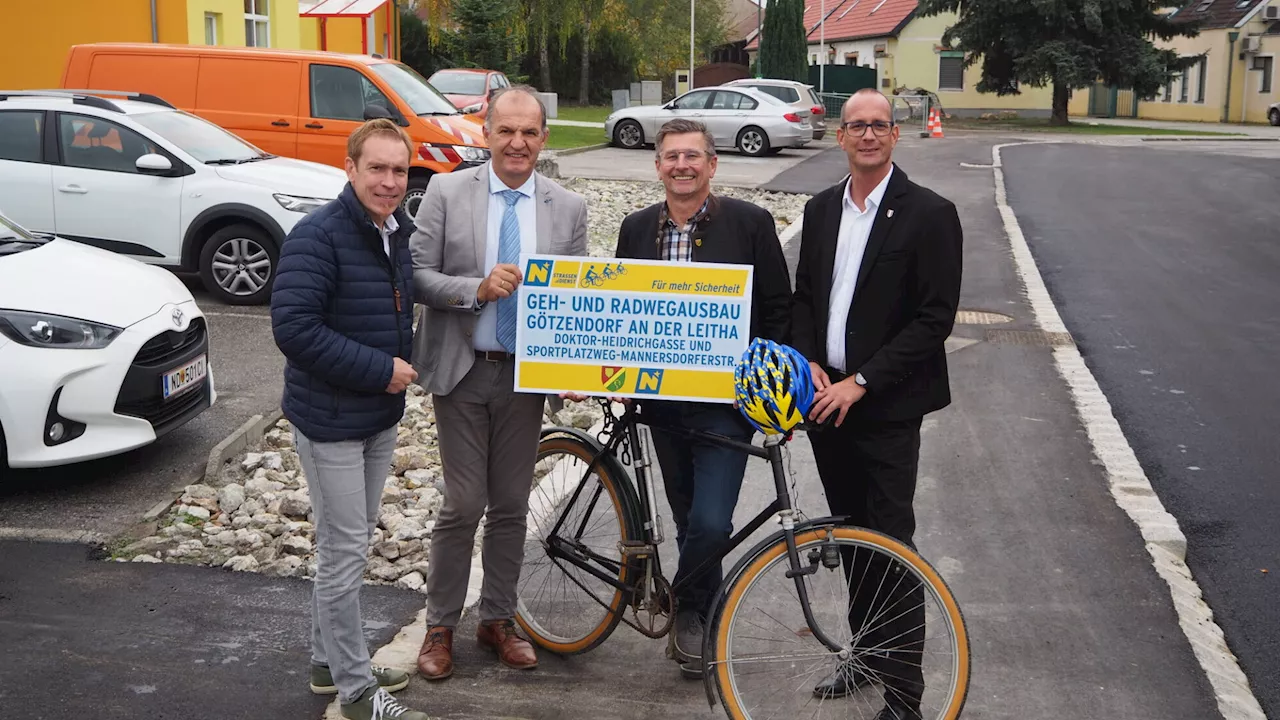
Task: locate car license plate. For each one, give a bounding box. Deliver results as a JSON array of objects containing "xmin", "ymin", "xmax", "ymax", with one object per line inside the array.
[{"xmin": 162, "ymin": 354, "xmax": 207, "ymax": 400}]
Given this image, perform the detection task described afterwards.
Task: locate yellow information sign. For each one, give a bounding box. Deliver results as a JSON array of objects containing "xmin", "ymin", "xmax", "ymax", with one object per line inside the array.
[{"xmin": 514, "ymin": 254, "xmax": 753, "ymax": 403}]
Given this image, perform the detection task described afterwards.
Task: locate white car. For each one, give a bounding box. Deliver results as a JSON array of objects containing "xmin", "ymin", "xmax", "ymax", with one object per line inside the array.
[
  {"xmin": 605, "ymin": 86, "xmax": 811, "ymax": 156},
  {"xmin": 0, "ymin": 211, "xmax": 215, "ymax": 470},
  {"xmin": 0, "ymin": 89, "xmax": 348, "ymax": 305}
]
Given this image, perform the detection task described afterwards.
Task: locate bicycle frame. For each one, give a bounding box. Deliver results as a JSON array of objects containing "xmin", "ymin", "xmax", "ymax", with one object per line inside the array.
[{"xmin": 543, "ymin": 401, "xmax": 847, "ymax": 654}]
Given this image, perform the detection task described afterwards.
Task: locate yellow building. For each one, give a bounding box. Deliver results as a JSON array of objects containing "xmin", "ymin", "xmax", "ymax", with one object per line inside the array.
[
  {"xmin": 0, "ymin": 0, "xmax": 401, "ymax": 92},
  {"xmin": 746, "ymin": 0, "xmax": 1056, "ymax": 117},
  {"xmin": 1068, "ymin": 0, "xmax": 1279, "ymax": 124}
]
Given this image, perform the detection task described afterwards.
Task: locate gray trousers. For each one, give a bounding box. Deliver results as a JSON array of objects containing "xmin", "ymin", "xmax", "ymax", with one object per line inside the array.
[
  {"xmin": 294, "ymin": 424, "xmax": 398, "ymax": 704},
  {"xmin": 426, "ymin": 357, "xmax": 544, "ymax": 627}
]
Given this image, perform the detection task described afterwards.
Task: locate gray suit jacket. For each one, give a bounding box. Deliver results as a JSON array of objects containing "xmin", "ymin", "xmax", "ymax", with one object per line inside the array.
[{"xmin": 409, "ymin": 162, "xmax": 589, "ymax": 400}]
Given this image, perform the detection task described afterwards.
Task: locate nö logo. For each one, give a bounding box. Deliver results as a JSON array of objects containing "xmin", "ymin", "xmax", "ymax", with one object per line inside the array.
[
  {"xmin": 525, "ymin": 259, "xmax": 553, "ymax": 286},
  {"xmin": 635, "ymin": 368, "xmax": 665, "ymax": 394}
]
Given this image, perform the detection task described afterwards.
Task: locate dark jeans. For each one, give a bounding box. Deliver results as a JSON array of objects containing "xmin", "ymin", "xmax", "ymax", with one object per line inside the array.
[
  {"xmin": 645, "ymin": 401, "xmax": 755, "ymax": 618},
  {"xmin": 809, "ymin": 416, "xmax": 926, "ymax": 710}
]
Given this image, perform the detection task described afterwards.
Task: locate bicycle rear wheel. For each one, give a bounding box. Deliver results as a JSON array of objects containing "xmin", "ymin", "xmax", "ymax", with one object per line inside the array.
[
  {"xmin": 516, "ymin": 431, "xmax": 640, "ymax": 654},
  {"xmin": 710, "ymin": 525, "xmax": 969, "ymax": 720}
]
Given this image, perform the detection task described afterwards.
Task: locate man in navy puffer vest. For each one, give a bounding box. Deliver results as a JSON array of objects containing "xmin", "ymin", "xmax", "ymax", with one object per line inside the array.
[{"xmin": 270, "ymin": 119, "xmax": 429, "ymax": 720}]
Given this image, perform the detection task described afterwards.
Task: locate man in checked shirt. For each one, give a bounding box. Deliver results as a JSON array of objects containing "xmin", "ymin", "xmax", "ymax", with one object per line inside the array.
[{"xmin": 614, "ymin": 118, "xmax": 792, "ymax": 678}]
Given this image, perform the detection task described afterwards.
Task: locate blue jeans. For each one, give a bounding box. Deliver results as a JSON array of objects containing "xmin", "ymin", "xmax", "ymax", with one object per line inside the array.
[{"xmin": 645, "ymin": 401, "xmax": 755, "ymax": 617}]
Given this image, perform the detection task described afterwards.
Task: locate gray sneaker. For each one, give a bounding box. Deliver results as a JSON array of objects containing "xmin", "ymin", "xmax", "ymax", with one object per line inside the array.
[
  {"xmin": 310, "ymin": 664, "xmax": 410, "ymax": 695},
  {"xmin": 341, "ymin": 686, "xmax": 431, "ymax": 720},
  {"xmin": 672, "ymin": 609, "xmax": 705, "ymax": 664}
]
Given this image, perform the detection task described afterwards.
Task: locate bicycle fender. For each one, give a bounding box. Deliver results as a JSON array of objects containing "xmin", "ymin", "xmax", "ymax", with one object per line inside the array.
[
  {"xmin": 700, "ymin": 515, "xmax": 851, "ymax": 707},
  {"xmin": 537, "ymin": 424, "xmax": 645, "ymax": 540}
]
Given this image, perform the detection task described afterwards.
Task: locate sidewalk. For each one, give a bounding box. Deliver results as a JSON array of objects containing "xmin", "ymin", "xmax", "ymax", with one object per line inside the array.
[{"xmin": 1073, "ymin": 115, "xmax": 1280, "ymax": 137}]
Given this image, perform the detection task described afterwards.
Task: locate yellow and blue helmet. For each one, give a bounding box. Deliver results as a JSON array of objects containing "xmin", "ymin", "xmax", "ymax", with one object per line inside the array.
[{"xmin": 734, "ymin": 338, "xmax": 815, "ymax": 436}]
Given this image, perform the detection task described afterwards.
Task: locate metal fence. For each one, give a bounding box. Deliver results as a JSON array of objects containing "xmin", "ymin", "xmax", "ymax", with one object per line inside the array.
[{"xmin": 817, "ymin": 93, "xmax": 933, "ymax": 137}]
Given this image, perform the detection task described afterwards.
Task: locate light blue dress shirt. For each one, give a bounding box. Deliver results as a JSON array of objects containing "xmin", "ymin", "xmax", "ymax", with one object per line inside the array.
[{"xmin": 474, "ymin": 164, "xmax": 537, "ymax": 352}]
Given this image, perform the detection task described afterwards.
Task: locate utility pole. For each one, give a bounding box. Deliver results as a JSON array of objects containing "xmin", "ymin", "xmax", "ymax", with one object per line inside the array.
[
  {"xmin": 820, "ymin": 0, "xmax": 825, "ymax": 92},
  {"xmin": 691, "ymin": 0, "xmax": 696, "ymax": 91}
]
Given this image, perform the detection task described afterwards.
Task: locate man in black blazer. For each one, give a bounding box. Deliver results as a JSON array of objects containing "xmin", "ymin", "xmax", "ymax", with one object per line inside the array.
[
  {"xmin": 792, "ymin": 89, "xmax": 963, "ymax": 719},
  {"xmin": 614, "ymin": 118, "xmax": 791, "ymax": 678}
]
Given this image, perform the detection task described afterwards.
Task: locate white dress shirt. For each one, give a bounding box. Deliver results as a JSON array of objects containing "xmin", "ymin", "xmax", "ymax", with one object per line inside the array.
[
  {"xmin": 826, "ymin": 165, "xmax": 894, "ymax": 373},
  {"xmin": 377, "ymin": 212, "xmax": 398, "ymax": 257},
  {"xmin": 474, "ymin": 164, "xmax": 537, "ymax": 352}
]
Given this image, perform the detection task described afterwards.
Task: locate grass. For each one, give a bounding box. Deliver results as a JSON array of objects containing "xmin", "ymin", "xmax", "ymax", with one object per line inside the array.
[
  {"xmin": 941, "ymin": 117, "xmax": 1243, "ymax": 136},
  {"xmin": 554, "ymin": 105, "xmax": 614, "ymax": 124},
  {"xmin": 545, "ymin": 124, "xmax": 609, "ymax": 149}
]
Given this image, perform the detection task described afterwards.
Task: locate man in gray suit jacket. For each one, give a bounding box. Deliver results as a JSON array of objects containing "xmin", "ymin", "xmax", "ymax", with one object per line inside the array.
[{"xmin": 409, "ymin": 85, "xmax": 588, "ymax": 680}]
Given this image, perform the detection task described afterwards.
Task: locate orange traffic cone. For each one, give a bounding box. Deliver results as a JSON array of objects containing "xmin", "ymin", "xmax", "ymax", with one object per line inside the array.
[{"xmin": 930, "ymin": 108, "xmax": 945, "ymax": 138}]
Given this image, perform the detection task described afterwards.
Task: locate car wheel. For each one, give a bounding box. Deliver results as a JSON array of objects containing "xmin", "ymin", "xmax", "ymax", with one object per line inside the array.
[
  {"xmin": 1270, "ymin": 108, "xmax": 1280, "ymax": 127},
  {"xmin": 0, "ymin": 419, "xmax": 8, "ymax": 473},
  {"xmin": 614, "ymin": 120, "xmax": 644, "ymax": 149},
  {"xmin": 403, "ymin": 174, "xmax": 433, "ymax": 218},
  {"xmin": 199, "ymin": 223, "xmax": 279, "ymax": 306},
  {"xmin": 737, "ymin": 126, "xmax": 770, "ymax": 157}
]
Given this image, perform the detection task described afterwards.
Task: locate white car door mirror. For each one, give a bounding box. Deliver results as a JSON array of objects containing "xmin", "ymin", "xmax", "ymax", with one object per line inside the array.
[{"xmin": 136, "ymin": 154, "xmax": 173, "ymax": 173}]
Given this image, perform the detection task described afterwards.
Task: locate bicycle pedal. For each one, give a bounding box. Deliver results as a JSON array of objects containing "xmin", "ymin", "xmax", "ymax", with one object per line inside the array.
[{"xmin": 618, "ymin": 540, "xmax": 656, "ymax": 558}]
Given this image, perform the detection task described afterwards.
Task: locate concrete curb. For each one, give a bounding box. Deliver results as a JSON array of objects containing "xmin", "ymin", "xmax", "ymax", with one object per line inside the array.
[
  {"xmin": 552, "ymin": 142, "xmax": 610, "ymax": 157},
  {"xmin": 991, "ymin": 140, "xmax": 1266, "ymax": 720},
  {"xmin": 779, "ymin": 217, "xmax": 804, "ymax": 249},
  {"xmin": 0, "ymin": 527, "xmax": 109, "ymax": 546},
  {"xmin": 203, "ymin": 408, "xmax": 286, "ymax": 486},
  {"xmin": 1140, "ymin": 136, "xmax": 1279, "ymax": 142}
]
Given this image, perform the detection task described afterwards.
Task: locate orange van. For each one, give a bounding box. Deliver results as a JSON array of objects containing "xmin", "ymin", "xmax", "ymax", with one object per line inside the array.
[{"xmin": 62, "ymin": 43, "xmax": 490, "ymax": 215}]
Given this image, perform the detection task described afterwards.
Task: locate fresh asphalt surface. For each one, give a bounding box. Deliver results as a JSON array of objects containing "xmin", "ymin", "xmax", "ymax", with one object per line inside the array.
[
  {"xmin": 1004, "ymin": 141, "xmax": 1280, "ymax": 716},
  {"xmin": 0, "ymin": 540, "xmax": 424, "ymax": 719},
  {"xmin": 0, "ymin": 282, "xmax": 282, "ymax": 537},
  {"xmin": 0, "ymin": 134, "xmax": 1264, "ymax": 719}
]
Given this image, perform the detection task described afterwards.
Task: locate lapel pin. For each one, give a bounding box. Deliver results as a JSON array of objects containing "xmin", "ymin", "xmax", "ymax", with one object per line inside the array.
[
  {"xmin": 695, "ymin": 238, "xmax": 702, "ymax": 246},
  {"xmin": 887, "ymin": 209, "xmax": 895, "ymax": 218}
]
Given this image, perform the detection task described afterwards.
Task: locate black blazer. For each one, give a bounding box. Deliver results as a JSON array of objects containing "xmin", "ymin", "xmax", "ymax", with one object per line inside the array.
[
  {"xmin": 615, "ymin": 195, "xmax": 792, "ymax": 345},
  {"xmin": 792, "ymin": 165, "xmax": 963, "ymax": 423}
]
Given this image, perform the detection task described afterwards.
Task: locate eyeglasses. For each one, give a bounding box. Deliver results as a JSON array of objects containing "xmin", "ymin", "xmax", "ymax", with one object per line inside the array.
[
  {"xmin": 841, "ymin": 120, "xmax": 895, "ymax": 137},
  {"xmin": 658, "ymin": 150, "xmax": 710, "ymax": 163}
]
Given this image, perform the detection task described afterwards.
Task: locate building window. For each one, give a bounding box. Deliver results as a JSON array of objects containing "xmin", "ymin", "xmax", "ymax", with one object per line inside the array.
[
  {"xmin": 1179, "ymin": 70, "xmax": 1189, "ymax": 102},
  {"xmin": 245, "ymin": 0, "xmax": 270, "ymax": 47},
  {"xmin": 1163, "ymin": 79, "xmax": 1173, "ymax": 102},
  {"xmin": 939, "ymin": 52, "xmax": 964, "ymax": 91},
  {"xmin": 845, "ymin": 52, "xmax": 858, "ymax": 66},
  {"xmin": 1255, "ymin": 56, "xmax": 1274, "ymax": 93},
  {"xmin": 1196, "ymin": 57, "xmax": 1207, "ymax": 103},
  {"xmin": 204, "ymin": 13, "xmax": 219, "ymax": 45}
]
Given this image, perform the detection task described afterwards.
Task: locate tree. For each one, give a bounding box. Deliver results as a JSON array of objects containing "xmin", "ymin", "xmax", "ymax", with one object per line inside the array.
[
  {"xmin": 399, "ymin": 7, "xmax": 458, "ymax": 79},
  {"xmin": 916, "ymin": 0, "xmax": 1201, "ymax": 125},
  {"xmin": 452, "ymin": 0, "xmax": 520, "ymax": 74},
  {"xmin": 760, "ymin": 0, "xmax": 807, "ymax": 82}
]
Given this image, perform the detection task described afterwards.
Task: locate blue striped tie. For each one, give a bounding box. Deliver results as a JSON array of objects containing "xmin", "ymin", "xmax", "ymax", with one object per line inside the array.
[{"xmin": 496, "ymin": 189, "xmax": 522, "ymax": 352}]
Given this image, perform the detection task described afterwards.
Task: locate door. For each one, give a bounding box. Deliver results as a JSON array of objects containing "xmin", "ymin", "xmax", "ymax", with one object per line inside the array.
[
  {"xmin": 658, "ymin": 89, "xmax": 714, "ymax": 137},
  {"xmin": 704, "ymin": 90, "xmax": 759, "ymax": 147},
  {"xmin": 0, "ymin": 110, "xmax": 55, "ymax": 235},
  {"xmin": 52, "ymin": 113, "xmax": 184, "ymax": 264},
  {"xmin": 195, "ymin": 56, "xmax": 301, "ymax": 157},
  {"xmin": 300, "ymin": 63, "xmax": 399, "ymax": 169}
]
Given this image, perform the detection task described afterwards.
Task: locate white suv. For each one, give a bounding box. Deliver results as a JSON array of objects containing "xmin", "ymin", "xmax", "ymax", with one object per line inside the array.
[{"xmin": 0, "ymin": 90, "xmax": 347, "ymax": 305}]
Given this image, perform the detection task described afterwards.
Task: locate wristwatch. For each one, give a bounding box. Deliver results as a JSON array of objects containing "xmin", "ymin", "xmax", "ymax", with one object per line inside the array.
[{"xmin": 854, "ymin": 372, "xmax": 867, "ymax": 387}]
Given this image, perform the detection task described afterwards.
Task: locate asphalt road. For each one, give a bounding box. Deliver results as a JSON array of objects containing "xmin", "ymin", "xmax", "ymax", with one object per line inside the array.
[
  {"xmin": 0, "ymin": 540, "xmax": 423, "ymax": 720},
  {"xmin": 0, "ymin": 280, "xmax": 282, "ymax": 537},
  {"xmin": 1003, "ymin": 141, "xmax": 1280, "ymax": 716}
]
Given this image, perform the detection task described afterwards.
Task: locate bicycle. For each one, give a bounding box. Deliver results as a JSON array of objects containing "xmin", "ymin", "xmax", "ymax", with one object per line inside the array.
[{"xmin": 517, "ymin": 398, "xmax": 971, "ymax": 720}]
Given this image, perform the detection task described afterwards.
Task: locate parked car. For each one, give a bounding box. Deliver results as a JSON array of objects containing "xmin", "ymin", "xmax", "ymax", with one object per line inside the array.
[
  {"xmin": 61, "ymin": 43, "xmax": 491, "ymax": 216},
  {"xmin": 725, "ymin": 78, "xmax": 827, "ymax": 140},
  {"xmin": 605, "ymin": 86, "xmax": 811, "ymax": 157},
  {"xmin": 427, "ymin": 68, "xmax": 511, "ymax": 119},
  {"xmin": 0, "ymin": 210, "xmax": 215, "ymax": 471},
  {"xmin": 1269, "ymin": 100, "xmax": 1279, "ymax": 126},
  {"xmin": 0, "ymin": 89, "xmax": 347, "ymax": 305}
]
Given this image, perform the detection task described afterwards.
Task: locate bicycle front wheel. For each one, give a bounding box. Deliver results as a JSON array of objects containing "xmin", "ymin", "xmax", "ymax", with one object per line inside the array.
[
  {"xmin": 516, "ymin": 432, "xmax": 639, "ymax": 655},
  {"xmin": 710, "ymin": 525, "xmax": 969, "ymax": 720}
]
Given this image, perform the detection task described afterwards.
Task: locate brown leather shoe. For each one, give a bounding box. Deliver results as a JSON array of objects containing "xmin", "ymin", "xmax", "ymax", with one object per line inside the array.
[
  {"xmin": 476, "ymin": 619, "xmax": 538, "ymax": 669},
  {"xmin": 417, "ymin": 626, "xmax": 453, "ymax": 680}
]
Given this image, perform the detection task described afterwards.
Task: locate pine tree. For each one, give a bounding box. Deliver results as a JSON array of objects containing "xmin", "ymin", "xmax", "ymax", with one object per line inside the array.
[
  {"xmin": 916, "ymin": 0, "xmax": 1201, "ymax": 125},
  {"xmin": 760, "ymin": 0, "xmax": 808, "ymax": 82}
]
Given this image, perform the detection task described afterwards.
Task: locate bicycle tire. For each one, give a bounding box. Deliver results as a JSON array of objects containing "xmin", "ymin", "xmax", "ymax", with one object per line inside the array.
[
  {"xmin": 709, "ymin": 524, "xmax": 970, "ymax": 720},
  {"xmin": 516, "ymin": 431, "xmax": 643, "ymax": 655}
]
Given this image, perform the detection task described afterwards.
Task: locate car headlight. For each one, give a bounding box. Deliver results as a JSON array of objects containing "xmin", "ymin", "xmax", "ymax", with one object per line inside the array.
[
  {"xmin": 455, "ymin": 145, "xmax": 491, "ymax": 163},
  {"xmin": 0, "ymin": 310, "xmax": 122, "ymax": 349},
  {"xmin": 274, "ymin": 193, "xmax": 330, "ymax": 214},
  {"xmin": 460, "ymin": 103, "xmax": 483, "ymax": 114}
]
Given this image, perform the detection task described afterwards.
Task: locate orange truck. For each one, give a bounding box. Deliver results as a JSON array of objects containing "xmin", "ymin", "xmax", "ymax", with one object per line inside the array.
[{"xmin": 61, "ymin": 43, "xmax": 490, "ymax": 215}]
